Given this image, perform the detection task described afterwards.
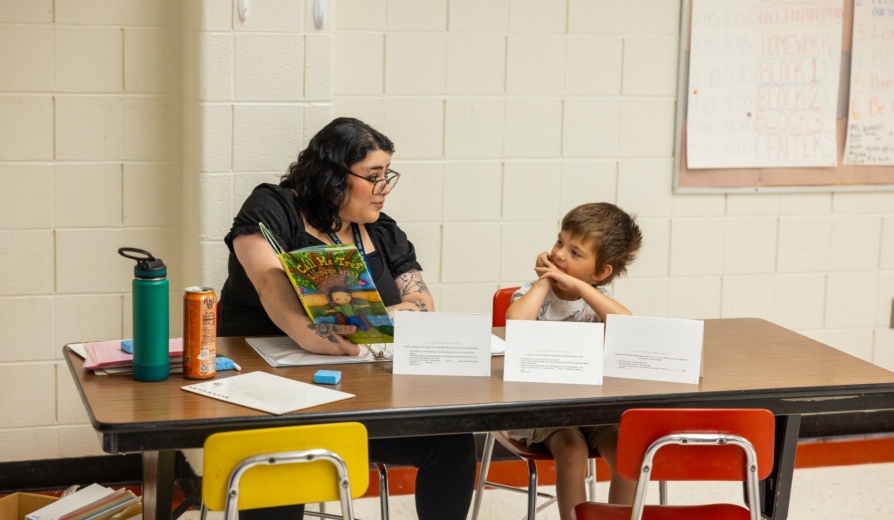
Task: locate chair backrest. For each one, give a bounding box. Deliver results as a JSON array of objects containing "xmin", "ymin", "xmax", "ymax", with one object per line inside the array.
[
  {"xmin": 202, "ymin": 422, "xmax": 369, "ymax": 515},
  {"xmin": 615, "ymin": 408, "xmax": 775, "ymax": 482},
  {"xmin": 492, "ymin": 287, "xmax": 519, "ymax": 327}
]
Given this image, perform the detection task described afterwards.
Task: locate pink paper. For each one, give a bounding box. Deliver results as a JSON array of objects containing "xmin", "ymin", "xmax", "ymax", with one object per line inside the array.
[{"xmin": 84, "ymin": 338, "xmax": 183, "ymax": 369}]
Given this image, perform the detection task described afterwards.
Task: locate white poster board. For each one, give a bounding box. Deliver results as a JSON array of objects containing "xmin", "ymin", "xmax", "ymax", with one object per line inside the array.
[
  {"xmin": 686, "ymin": 0, "xmax": 844, "ymax": 169},
  {"xmin": 503, "ymin": 320, "xmax": 604, "ymax": 386},
  {"xmin": 392, "ymin": 312, "xmax": 492, "ymax": 377},
  {"xmin": 843, "ymin": 1, "xmax": 894, "ymax": 165},
  {"xmin": 603, "ymin": 315, "xmax": 704, "ymax": 385}
]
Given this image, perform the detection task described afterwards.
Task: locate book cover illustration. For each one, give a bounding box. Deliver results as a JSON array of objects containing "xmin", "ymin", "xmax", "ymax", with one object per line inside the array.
[{"xmin": 260, "ymin": 222, "xmax": 395, "ymax": 344}]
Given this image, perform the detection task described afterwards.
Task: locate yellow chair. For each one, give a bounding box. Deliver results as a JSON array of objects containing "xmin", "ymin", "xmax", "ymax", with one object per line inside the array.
[{"xmin": 200, "ymin": 422, "xmax": 370, "ymax": 520}]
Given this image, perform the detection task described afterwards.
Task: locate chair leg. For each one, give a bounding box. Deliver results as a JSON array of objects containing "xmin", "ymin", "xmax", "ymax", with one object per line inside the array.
[
  {"xmin": 472, "ymin": 432, "xmax": 563, "ymax": 520},
  {"xmin": 471, "ymin": 432, "xmax": 496, "ymax": 520},
  {"xmin": 585, "ymin": 458, "xmax": 597, "ymax": 500},
  {"xmin": 524, "ymin": 458, "xmax": 538, "ymax": 520},
  {"xmin": 659, "ymin": 480, "xmax": 667, "ymax": 505},
  {"xmin": 374, "ymin": 462, "xmax": 390, "ymax": 520}
]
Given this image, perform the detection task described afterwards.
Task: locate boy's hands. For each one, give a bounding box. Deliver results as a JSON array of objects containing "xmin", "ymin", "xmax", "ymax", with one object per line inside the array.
[{"xmin": 533, "ymin": 252, "xmax": 588, "ymax": 298}]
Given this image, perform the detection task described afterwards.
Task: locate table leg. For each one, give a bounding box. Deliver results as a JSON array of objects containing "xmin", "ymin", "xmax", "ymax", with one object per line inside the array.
[
  {"xmin": 760, "ymin": 414, "xmax": 800, "ymax": 520},
  {"xmin": 142, "ymin": 450, "xmax": 176, "ymax": 520}
]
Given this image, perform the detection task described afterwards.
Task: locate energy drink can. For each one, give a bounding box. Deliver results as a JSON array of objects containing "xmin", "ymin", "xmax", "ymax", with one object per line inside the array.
[{"xmin": 183, "ymin": 286, "xmax": 217, "ymax": 379}]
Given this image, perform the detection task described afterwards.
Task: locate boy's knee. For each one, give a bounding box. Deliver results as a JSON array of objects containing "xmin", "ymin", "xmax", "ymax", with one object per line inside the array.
[{"xmin": 547, "ymin": 431, "xmax": 589, "ymax": 460}]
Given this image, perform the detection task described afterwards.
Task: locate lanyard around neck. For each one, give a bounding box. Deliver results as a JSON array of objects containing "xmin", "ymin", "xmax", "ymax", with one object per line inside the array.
[{"xmin": 327, "ymin": 223, "xmax": 368, "ymax": 265}]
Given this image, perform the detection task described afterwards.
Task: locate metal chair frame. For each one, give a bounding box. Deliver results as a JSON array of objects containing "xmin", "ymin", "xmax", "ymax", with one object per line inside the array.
[
  {"xmin": 199, "ymin": 423, "xmax": 374, "ymax": 520},
  {"xmin": 571, "ymin": 408, "xmax": 775, "ymax": 520},
  {"xmin": 630, "ymin": 433, "xmax": 761, "ymax": 520},
  {"xmin": 472, "ymin": 431, "xmax": 599, "ymax": 520},
  {"xmin": 471, "ymin": 286, "xmax": 599, "ymax": 520},
  {"xmin": 309, "ymin": 463, "xmax": 390, "ymax": 520},
  {"xmin": 201, "ymin": 448, "xmax": 356, "ymax": 520}
]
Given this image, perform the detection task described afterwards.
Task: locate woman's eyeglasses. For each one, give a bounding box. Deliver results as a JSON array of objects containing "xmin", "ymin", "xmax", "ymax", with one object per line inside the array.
[{"xmin": 347, "ymin": 169, "xmax": 401, "ymax": 195}]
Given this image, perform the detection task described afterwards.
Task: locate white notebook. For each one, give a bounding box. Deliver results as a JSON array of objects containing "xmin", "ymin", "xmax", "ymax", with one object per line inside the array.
[{"xmin": 182, "ymin": 371, "xmax": 354, "ymax": 415}]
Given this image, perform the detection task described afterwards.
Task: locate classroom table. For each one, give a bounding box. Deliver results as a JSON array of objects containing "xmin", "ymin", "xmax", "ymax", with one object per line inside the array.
[{"xmin": 63, "ymin": 318, "xmax": 894, "ymax": 520}]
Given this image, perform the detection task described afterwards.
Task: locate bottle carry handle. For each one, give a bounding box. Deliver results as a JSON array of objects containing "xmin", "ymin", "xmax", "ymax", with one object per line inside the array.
[
  {"xmin": 118, "ymin": 247, "xmax": 156, "ymax": 262},
  {"xmin": 119, "ymin": 247, "xmax": 166, "ymax": 273}
]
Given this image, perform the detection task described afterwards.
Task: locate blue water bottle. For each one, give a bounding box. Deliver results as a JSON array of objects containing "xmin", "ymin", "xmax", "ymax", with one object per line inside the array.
[{"xmin": 119, "ymin": 248, "xmax": 170, "ymax": 382}]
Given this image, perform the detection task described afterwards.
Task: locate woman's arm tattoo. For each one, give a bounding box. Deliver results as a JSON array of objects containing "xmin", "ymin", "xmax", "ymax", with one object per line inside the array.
[
  {"xmin": 407, "ymin": 300, "xmax": 428, "ymax": 311},
  {"xmin": 396, "ymin": 270, "xmax": 431, "ymax": 296},
  {"xmin": 309, "ymin": 322, "xmax": 339, "ymax": 343}
]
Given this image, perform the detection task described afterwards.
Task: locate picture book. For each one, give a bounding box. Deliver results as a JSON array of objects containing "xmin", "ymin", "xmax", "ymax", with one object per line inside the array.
[{"xmin": 260, "ymin": 222, "xmax": 395, "ymax": 344}]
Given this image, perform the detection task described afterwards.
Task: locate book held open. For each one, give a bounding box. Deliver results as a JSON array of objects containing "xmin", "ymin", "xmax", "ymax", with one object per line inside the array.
[{"xmin": 260, "ymin": 222, "xmax": 395, "ymax": 344}]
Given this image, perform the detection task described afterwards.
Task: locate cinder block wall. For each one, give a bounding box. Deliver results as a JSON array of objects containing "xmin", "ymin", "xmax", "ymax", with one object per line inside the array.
[
  {"xmin": 0, "ymin": 0, "xmax": 183, "ymax": 462},
  {"xmin": 1, "ymin": 0, "xmax": 893, "ymax": 464}
]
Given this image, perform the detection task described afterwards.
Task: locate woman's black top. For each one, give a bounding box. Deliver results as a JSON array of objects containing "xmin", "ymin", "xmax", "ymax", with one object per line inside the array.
[{"xmin": 219, "ymin": 183, "xmax": 422, "ymax": 337}]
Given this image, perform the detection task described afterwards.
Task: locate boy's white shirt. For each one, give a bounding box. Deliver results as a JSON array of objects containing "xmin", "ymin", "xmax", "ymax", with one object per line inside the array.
[{"xmin": 513, "ymin": 282, "xmax": 611, "ymax": 323}]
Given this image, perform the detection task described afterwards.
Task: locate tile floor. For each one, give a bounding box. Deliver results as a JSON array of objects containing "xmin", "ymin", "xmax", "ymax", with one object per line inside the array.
[{"xmin": 186, "ymin": 461, "xmax": 894, "ymax": 519}]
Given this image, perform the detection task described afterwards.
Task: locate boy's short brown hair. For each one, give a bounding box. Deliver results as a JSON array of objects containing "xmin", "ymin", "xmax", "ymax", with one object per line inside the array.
[{"xmin": 561, "ymin": 202, "xmax": 642, "ymax": 285}]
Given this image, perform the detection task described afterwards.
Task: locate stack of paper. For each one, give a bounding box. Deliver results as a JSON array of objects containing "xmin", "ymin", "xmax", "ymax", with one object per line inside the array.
[
  {"xmin": 26, "ymin": 484, "xmax": 140, "ymax": 520},
  {"xmin": 182, "ymin": 371, "xmax": 355, "ymax": 415},
  {"xmin": 81, "ymin": 338, "xmax": 183, "ymax": 375}
]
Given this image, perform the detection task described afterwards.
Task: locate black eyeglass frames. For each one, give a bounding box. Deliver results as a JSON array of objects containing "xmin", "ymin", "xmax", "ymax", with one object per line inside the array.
[{"xmin": 347, "ymin": 169, "xmax": 401, "ymax": 194}]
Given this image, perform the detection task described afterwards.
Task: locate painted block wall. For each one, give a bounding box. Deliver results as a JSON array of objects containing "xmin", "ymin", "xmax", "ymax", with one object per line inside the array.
[
  {"xmin": 0, "ymin": 0, "xmax": 184, "ymax": 461},
  {"xmin": 0, "ymin": 0, "xmax": 892, "ymax": 463}
]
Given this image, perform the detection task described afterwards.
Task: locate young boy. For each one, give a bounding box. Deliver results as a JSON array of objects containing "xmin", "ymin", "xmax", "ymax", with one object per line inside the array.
[{"xmin": 507, "ymin": 202, "xmax": 643, "ymax": 520}]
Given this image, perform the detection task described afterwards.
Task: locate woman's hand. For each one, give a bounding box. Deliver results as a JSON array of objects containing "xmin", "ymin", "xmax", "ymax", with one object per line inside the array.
[{"xmin": 303, "ymin": 320, "xmax": 363, "ymax": 356}]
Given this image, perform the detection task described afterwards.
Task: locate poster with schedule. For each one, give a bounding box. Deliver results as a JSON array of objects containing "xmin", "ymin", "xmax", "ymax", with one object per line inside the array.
[{"xmin": 686, "ymin": 0, "xmax": 844, "ymax": 169}]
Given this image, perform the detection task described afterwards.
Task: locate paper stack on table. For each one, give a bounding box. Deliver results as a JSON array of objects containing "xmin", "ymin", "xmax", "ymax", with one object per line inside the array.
[{"xmin": 78, "ymin": 338, "xmax": 183, "ymax": 374}]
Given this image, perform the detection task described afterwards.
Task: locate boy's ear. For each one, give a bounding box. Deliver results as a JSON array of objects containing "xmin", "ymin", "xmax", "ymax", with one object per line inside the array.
[{"xmin": 592, "ymin": 264, "xmax": 613, "ymax": 283}]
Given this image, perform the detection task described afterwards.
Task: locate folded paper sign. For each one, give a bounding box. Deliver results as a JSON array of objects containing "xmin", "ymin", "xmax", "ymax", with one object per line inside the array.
[{"xmin": 503, "ymin": 315, "xmax": 704, "ymax": 386}]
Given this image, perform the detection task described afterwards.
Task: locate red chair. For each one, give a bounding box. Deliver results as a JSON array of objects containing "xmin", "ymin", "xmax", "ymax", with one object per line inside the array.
[
  {"xmin": 571, "ymin": 408, "xmax": 775, "ymax": 520},
  {"xmin": 471, "ymin": 287, "xmax": 600, "ymax": 520},
  {"xmin": 491, "ymin": 286, "xmax": 516, "ymax": 327}
]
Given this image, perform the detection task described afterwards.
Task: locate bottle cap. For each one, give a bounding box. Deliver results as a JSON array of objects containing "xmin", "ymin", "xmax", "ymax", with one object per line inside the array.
[{"xmin": 118, "ymin": 247, "xmax": 167, "ymax": 278}]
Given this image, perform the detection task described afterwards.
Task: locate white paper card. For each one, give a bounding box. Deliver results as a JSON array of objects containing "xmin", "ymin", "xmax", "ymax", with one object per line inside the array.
[
  {"xmin": 393, "ymin": 312, "xmax": 492, "ymax": 376},
  {"xmin": 503, "ymin": 320, "xmax": 604, "ymax": 386},
  {"xmin": 182, "ymin": 371, "xmax": 354, "ymax": 415},
  {"xmin": 603, "ymin": 314, "xmax": 704, "ymax": 384}
]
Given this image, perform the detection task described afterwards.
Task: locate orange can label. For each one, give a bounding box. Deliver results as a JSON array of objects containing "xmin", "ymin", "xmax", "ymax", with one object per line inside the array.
[{"xmin": 183, "ymin": 287, "xmax": 217, "ymax": 379}]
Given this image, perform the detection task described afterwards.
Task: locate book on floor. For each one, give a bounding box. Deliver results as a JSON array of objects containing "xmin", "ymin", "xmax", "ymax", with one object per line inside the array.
[{"xmin": 26, "ymin": 484, "xmax": 139, "ymax": 520}]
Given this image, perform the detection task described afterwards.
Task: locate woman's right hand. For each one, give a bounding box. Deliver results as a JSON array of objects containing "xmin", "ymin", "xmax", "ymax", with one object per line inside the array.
[{"xmin": 301, "ymin": 320, "xmax": 363, "ymax": 356}]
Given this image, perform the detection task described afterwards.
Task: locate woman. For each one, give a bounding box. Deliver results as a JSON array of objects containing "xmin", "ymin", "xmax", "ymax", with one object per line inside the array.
[{"xmin": 219, "ymin": 117, "xmax": 477, "ymax": 519}]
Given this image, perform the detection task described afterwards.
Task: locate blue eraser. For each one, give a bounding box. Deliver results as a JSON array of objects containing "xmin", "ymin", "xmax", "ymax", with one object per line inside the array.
[
  {"xmin": 314, "ymin": 370, "xmax": 341, "ymax": 385},
  {"xmin": 121, "ymin": 339, "xmax": 134, "ymax": 354},
  {"xmin": 216, "ymin": 356, "xmax": 235, "ymax": 371}
]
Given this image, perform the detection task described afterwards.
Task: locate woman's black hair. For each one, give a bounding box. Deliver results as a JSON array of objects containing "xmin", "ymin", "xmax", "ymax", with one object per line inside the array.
[{"xmin": 282, "ymin": 117, "xmax": 395, "ymax": 232}]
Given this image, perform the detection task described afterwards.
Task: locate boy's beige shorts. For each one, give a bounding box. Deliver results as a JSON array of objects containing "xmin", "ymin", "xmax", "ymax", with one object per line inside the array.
[{"xmin": 510, "ymin": 424, "xmax": 618, "ymax": 453}]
